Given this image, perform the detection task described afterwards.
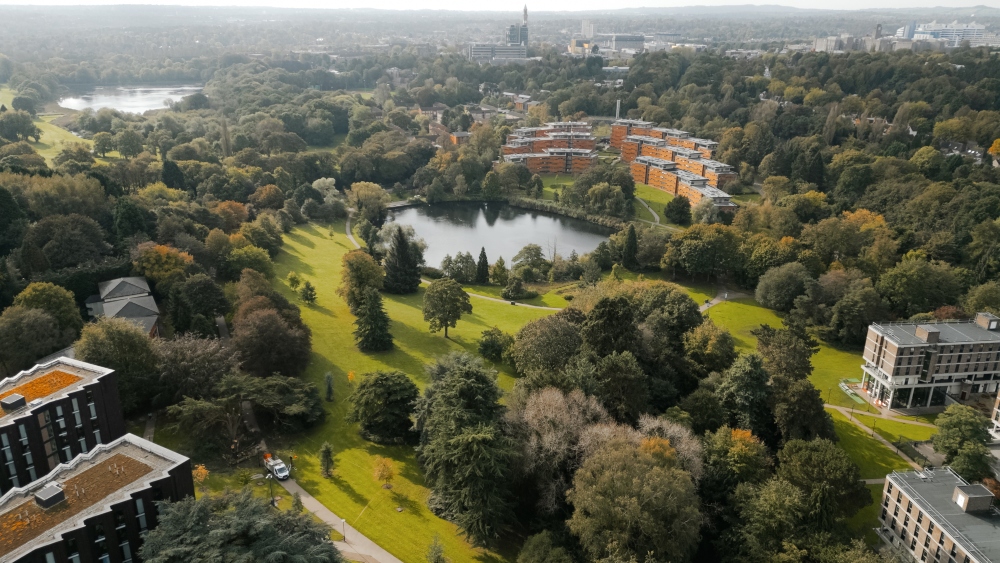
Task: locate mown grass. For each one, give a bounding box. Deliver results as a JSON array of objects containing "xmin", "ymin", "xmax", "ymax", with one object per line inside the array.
[
  {"xmin": 846, "ymin": 484, "xmax": 884, "ymax": 545},
  {"xmin": 1, "ymin": 87, "xmax": 93, "ymax": 163},
  {"xmin": 849, "ymin": 412, "xmax": 937, "ymax": 444},
  {"xmin": 460, "ymin": 281, "xmax": 571, "ymax": 309},
  {"xmin": 265, "ymin": 221, "xmax": 553, "ymax": 563},
  {"xmin": 827, "ymin": 409, "xmax": 912, "ymax": 479}
]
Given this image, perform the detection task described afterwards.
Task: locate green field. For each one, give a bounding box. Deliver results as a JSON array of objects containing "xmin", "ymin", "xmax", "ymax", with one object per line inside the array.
[
  {"xmin": 705, "ymin": 298, "xmax": 875, "ymax": 412},
  {"xmin": 264, "ymin": 221, "xmax": 553, "ymax": 563},
  {"xmin": 1, "ymin": 87, "xmax": 93, "ymax": 163},
  {"xmin": 827, "ymin": 409, "xmax": 912, "ymax": 479},
  {"xmin": 460, "ymin": 281, "xmax": 571, "ymax": 309},
  {"xmin": 846, "ymin": 484, "xmax": 884, "ymax": 545},
  {"xmin": 850, "ymin": 412, "xmax": 937, "ymax": 444}
]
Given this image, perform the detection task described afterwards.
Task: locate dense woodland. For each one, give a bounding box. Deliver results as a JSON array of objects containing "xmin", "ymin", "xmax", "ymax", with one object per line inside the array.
[{"xmin": 1, "ymin": 19, "xmax": 1000, "ymax": 563}]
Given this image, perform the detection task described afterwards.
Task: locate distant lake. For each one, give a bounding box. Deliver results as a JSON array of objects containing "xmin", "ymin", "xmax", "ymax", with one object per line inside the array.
[
  {"xmin": 59, "ymin": 86, "xmax": 203, "ymax": 114},
  {"xmin": 388, "ymin": 202, "xmax": 613, "ymax": 267}
]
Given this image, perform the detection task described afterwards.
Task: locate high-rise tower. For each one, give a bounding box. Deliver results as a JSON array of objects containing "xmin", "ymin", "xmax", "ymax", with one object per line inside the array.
[{"xmin": 506, "ymin": 5, "xmax": 528, "ymax": 46}]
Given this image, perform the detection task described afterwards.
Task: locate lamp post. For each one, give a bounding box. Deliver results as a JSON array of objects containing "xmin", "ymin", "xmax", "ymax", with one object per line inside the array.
[{"xmin": 341, "ymin": 518, "xmax": 347, "ymax": 540}]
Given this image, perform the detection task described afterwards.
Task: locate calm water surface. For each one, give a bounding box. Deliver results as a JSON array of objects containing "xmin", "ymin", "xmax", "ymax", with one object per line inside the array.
[
  {"xmin": 59, "ymin": 86, "xmax": 203, "ymax": 114},
  {"xmin": 388, "ymin": 202, "xmax": 613, "ymax": 267}
]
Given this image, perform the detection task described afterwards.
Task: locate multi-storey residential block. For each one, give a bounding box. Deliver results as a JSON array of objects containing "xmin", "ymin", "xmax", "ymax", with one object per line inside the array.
[
  {"xmin": 503, "ymin": 148, "xmax": 597, "ymax": 174},
  {"xmin": 502, "ymin": 122, "xmax": 598, "ymax": 174},
  {"xmin": 610, "ymin": 120, "xmax": 716, "ymax": 158},
  {"xmin": 630, "ymin": 156, "xmax": 735, "ymax": 211},
  {"xmin": 878, "ymin": 467, "xmax": 998, "ymax": 563},
  {"xmin": 0, "ymin": 433, "xmax": 194, "ymax": 563},
  {"xmin": 861, "ymin": 313, "xmax": 1000, "ymax": 410},
  {"xmin": 0, "ymin": 359, "xmax": 125, "ymax": 495}
]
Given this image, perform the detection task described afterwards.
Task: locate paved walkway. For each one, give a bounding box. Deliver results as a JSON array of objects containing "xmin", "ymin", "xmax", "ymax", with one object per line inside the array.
[
  {"xmin": 346, "ymin": 215, "xmax": 560, "ymax": 311},
  {"xmin": 863, "ymin": 478, "xmax": 886, "ymax": 485},
  {"xmin": 698, "ymin": 288, "xmax": 748, "ymax": 312},
  {"xmin": 142, "ymin": 412, "xmax": 156, "ymax": 441},
  {"xmin": 635, "ymin": 198, "xmax": 660, "ymax": 224},
  {"xmin": 279, "ymin": 478, "xmax": 404, "ymax": 563}
]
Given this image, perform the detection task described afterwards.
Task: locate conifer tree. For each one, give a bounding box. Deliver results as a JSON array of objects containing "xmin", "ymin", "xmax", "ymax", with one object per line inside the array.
[
  {"xmin": 354, "ymin": 287, "xmax": 393, "ymax": 352},
  {"xmin": 489, "ymin": 256, "xmax": 509, "ymax": 286},
  {"xmin": 622, "ymin": 224, "xmax": 639, "ymax": 270},
  {"xmin": 476, "ymin": 247, "xmax": 490, "ymax": 284},
  {"xmin": 319, "ymin": 441, "xmax": 334, "ymax": 477},
  {"xmin": 383, "ymin": 228, "xmax": 421, "ymax": 294}
]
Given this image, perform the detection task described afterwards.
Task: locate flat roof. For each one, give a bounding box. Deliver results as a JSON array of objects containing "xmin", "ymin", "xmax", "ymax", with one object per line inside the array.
[
  {"xmin": 613, "ymin": 119, "xmax": 654, "ymax": 126},
  {"xmin": 625, "ymin": 135, "xmax": 667, "ymax": 145},
  {"xmin": 888, "ymin": 468, "xmax": 1000, "ymax": 563},
  {"xmin": 635, "ymin": 156, "xmax": 677, "ymax": 169},
  {"xmin": 652, "ymin": 127, "xmax": 690, "ymax": 138},
  {"xmin": 871, "ymin": 320, "xmax": 1000, "ymax": 346},
  {"xmin": 669, "ymin": 146, "xmax": 704, "ymax": 159},
  {"xmin": 687, "ymin": 136, "xmax": 719, "ymax": 147},
  {"xmin": 0, "ymin": 359, "xmax": 113, "ymax": 424},
  {"xmin": 0, "ymin": 434, "xmax": 187, "ymax": 562},
  {"xmin": 700, "ymin": 159, "xmax": 734, "ymax": 171}
]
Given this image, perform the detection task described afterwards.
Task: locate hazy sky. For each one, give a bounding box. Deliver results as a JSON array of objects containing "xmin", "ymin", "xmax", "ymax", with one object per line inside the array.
[{"xmin": 2, "ymin": 0, "xmax": 1000, "ymax": 10}]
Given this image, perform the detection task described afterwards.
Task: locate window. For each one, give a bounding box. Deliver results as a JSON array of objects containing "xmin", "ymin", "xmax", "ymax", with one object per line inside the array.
[
  {"xmin": 120, "ymin": 540, "xmax": 133, "ymax": 563},
  {"xmin": 925, "ymin": 535, "xmax": 932, "ymax": 548},
  {"xmin": 44, "ymin": 552, "xmax": 56, "ymax": 563},
  {"xmin": 917, "ymin": 511, "xmax": 924, "ymax": 524},
  {"xmin": 66, "ymin": 535, "xmax": 81, "ymax": 563},
  {"xmin": 904, "ymin": 515, "xmax": 910, "ymax": 527},
  {"xmin": 901, "ymin": 529, "xmax": 908, "ymax": 542},
  {"xmin": 929, "ymin": 522, "xmax": 935, "ymax": 534},
  {"xmin": 136, "ymin": 498, "xmax": 148, "ymax": 532},
  {"xmin": 907, "ymin": 501, "xmax": 913, "ymax": 514},
  {"xmin": 911, "ymin": 538, "xmax": 918, "ymax": 551},
  {"xmin": 881, "ymin": 508, "xmax": 888, "ymax": 520},
  {"xmin": 894, "ymin": 505, "xmax": 900, "ymax": 517},
  {"xmin": 887, "ymin": 483, "xmax": 894, "ymax": 495},
  {"xmin": 891, "ymin": 518, "xmax": 897, "ymax": 531},
  {"xmin": 922, "ymin": 549, "xmax": 928, "ymax": 562}
]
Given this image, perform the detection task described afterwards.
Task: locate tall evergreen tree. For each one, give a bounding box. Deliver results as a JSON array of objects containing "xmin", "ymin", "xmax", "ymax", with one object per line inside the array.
[
  {"xmin": 622, "ymin": 224, "xmax": 639, "ymax": 270},
  {"xmin": 353, "ymin": 287, "xmax": 393, "ymax": 352},
  {"xmin": 476, "ymin": 247, "xmax": 490, "ymax": 284},
  {"xmin": 383, "ymin": 227, "xmax": 421, "ymax": 294},
  {"xmin": 161, "ymin": 159, "xmax": 186, "ymax": 190}
]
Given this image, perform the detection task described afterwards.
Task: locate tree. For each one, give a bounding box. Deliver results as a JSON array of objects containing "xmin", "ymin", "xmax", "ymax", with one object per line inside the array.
[
  {"xmin": 716, "ymin": 354, "xmax": 774, "ymax": 441},
  {"xmin": 965, "ymin": 281, "xmax": 1000, "ymax": 315},
  {"xmin": 509, "ymin": 315, "xmax": 582, "ymax": 374},
  {"xmin": 353, "ymin": 287, "xmax": 393, "ymax": 352},
  {"xmin": 876, "ymin": 252, "xmax": 962, "ymax": 317},
  {"xmin": 299, "ymin": 281, "xmax": 317, "ymax": 304},
  {"xmin": 373, "ymin": 456, "xmax": 397, "ymax": 488},
  {"xmin": 133, "ymin": 243, "xmax": 193, "ymax": 291},
  {"xmin": 730, "ymin": 477, "xmax": 808, "ymax": 561},
  {"xmin": 161, "ymin": 159, "xmax": 186, "ymax": 189},
  {"xmin": 950, "ymin": 442, "xmax": 994, "ymax": 482},
  {"xmin": 325, "ymin": 372, "xmax": 334, "ymax": 401},
  {"xmin": 338, "ymin": 249, "xmax": 384, "ymax": 314},
  {"xmin": 517, "ymin": 531, "xmax": 573, "ymax": 563},
  {"xmin": 422, "ymin": 278, "xmax": 472, "ymax": 338},
  {"xmin": 139, "ymin": 489, "xmax": 342, "ymax": 563},
  {"xmin": 0, "ymin": 186, "xmax": 25, "ymax": 256},
  {"xmin": 776, "ymin": 439, "xmax": 869, "ymax": 527},
  {"xmin": 701, "ymin": 427, "xmax": 772, "ymax": 505},
  {"xmin": 93, "ymin": 132, "xmax": 114, "ymax": 157},
  {"xmin": 932, "ymin": 404, "xmax": 990, "ymax": 462},
  {"xmin": 426, "ymin": 536, "xmax": 447, "ymax": 563},
  {"xmin": 75, "ymin": 317, "xmax": 158, "ymax": 415},
  {"xmin": 167, "ymin": 274, "xmax": 229, "ymax": 334},
  {"xmin": 593, "ymin": 351, "xmax": 648, "ymax": 424},
  {"xmin": 663, "ymin": 195, "xmax": 692, "ymax": 226},
  {"xmin": 153, "ymin": 335, "xmax": 238, "ymax": 407},
  {"xmin": 232, "ymin": 308, "xmax": 311, "ymax": 377},
  {"xmin": 319, "ymin": 441, "xmax": 334, "ymax": 477},
  {"xmin": 348, "ymin": 182, "xmax": 390, "ymax": 225},
  {"xmin": 581, "ymin": 296, "xmax": 636, "ymax": 356},
  {"xmin": 755, "ymin": 262, "xmax": 813, "ymax": 312},
  {"xmin": 621, "ymin": 224, "xmax": 639, "ymax": 270},
  {"xmin": 567, "ymin": 440, "xmax": 701, "ymax": 563},
  {"xmin": 0, "ymin": 306, "xmax": 62, "ymax": 377},
  {"xmin": 13, "ymin": 282, "xmax": 83, "ymax": 342},
  {"xmin": 773, "ymin": 379, "xmax": 836, "ymax": 443},
  {"xmin": 287, "ymin": 272, "xmax": 302, "ymax": 290},
  {"xmin": 751, "ymin": 325, "xmax": 816, "ymax": 383},
  {"xmin": 383, "ymin": 227, "xmax": 422, "ymax": 294},
  {"xmin": 347, "ymin": 370, "xmax": 417, "ymax": 442},
  {"xmin": 20, "ymin": 214, "xmax": 108, "ymax": 274},
  {"xmin": 192, "ymin": 464, "xmax": 210, "ymax": 492},
  {"xmin": 113, "ymin": 197, "xmax": 149, "ymax": 240},
  {"xmin": 684, "ymin": 320, "xmax": 737, "ymax": 376},
  {"xmin": 476, "ymin": 247, "xmax": 490, "ymax": 284},
  {"xmin": 478, "ymin": 327, "xmax": 513, "ymax": 363},
  {"xmin": 115, "ymin": 129, "xmax": 144, "ymax": 159},
  {"xmin": 489, "ymin": 256, "xmax": 509, "ymax": 286},
  {"xmin": 679, "ymin": 388, "xmax": 726, "ymax": 434},
  {"xmin": 224, "ymin": 246, "xmax": 274, "ymax": 280},
  {"xmin": 249, "ymin": 184, "xmax": 284, "ymax": 209}
]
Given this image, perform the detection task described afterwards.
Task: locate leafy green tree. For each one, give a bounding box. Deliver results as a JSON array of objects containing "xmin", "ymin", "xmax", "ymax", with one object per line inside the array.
[
  {"xmin": 347, "ymin": 370, "xmax": 418, "ymax": 443},
  {"xmin": 415, "ymin": 353, "xmax": 514, "ymax": 546},
  {"xmin": 593, "ymin": 351, "xmax": 649, "ymax": 424},
  {"xmin": 75, "ymin": 317, "xmax": 158, "ymax": 415},
  {"xmin": 478, "ymin": 327, "xmax": 514, "ymax": 363},
  {"xmin": 621, "ymin": 224, "xmax": 639, "ymax": 270},
  {"xmin": 167, "ymin": 274, "xmax": 229, "ymax": 334},
  {"xmin": 829, "ymin": 282, "xmax": 886, "ymax": 345},
  {"xmin": 509, "ymin": 315, "xmax": 582, "ymax": 374},
  {"xmin": 773, "ymin": 379, "xmax": 836, "ymax": 444},
  {"xmin": 152, "ymin": 335, "xmax": 237, "ymax": 406},
  {"xmin": 750, "ymin": 325, "xmax": 816, "ymax": 383},
  {"xmin": 0, "ymin": 306, "xmax": 62, "ymax": 377},
  {"xmin": 139, "ymin": 489, "xmax": 343, "ymax": 563},
  {"xmin": 876, "ymin": 252, "xmax": 962, "ymax": 317},
  {"xmin": 679, "ymin": 388, "xmax": 726, "ymax": 434},
  {"xmin": 92, "ymin": 132, "xmax": 114, "ymax": 157},
  {"xmin": 338, "ymin": 249, "xmax": 384, "ymax": 314},
  {"xmin": 581, "ymin": 296, "xmax": 636, "ymax": 356},
  {"xmin": 13, "ymin": 282, "xmax": 83, "ymax": 342},
  {"xmin": 701, "ymin": 426, "xmax": 772, "ymax": 506},
  {"xmin": 353, "ymin": 287, "xmax": 393, "ymax": 352},
  {"xmin": 950, "ymin": 442, "xmax": 994, "ymax": 482},
  {"xmin": 476, "ymin": 247, "xmax": 490, "ymax": 284},
  {"xmin": 684, "ymin": 320, "xmax": 737, "ymax": 377},
  {"xmin": 161, "ymin": 159, "xmax": 186, "ymax": 189},
  {"xmin": 776, "ymin": 439, "xmax": 869, "ymax": 527},
  {"xmin": 299, "ymin": 281, "xmax": 317, "ymax": 304},
  {"xmin": 517, "ymin": 531, "xmax": 573, "ymax": 563},
  {"xmin": 113, "ymin": 197, "xmax": 150, "ymax": 240},
  {"xmin": 964, "ymin": 281, "xmax": 1000, "ymax": 315},
  {"xmin": 716, "ymin": 353, "xmax": 774, "ymax": 441},
  {"xmin": 489, "ymin": 256, "xmax": 509, "ymax": 286},
  {"xmin": 932, "ymin": 404, "xmax": 991, "ymax": 462},
  {"xmin": 383, "ymin": 227, "xmax": 422, "ymax": 294},
  {"xmin": 755, "ymin": 262, "xmax": 812, "ymax": 312},
  {"xmin": 115, "ymin": 129, "xmax": 145, "ymax": 159},
  {"xmin": 232, "ymin": 308, "xmax": 311, "ymax": 378},
  {"xmin": 287, "ymin": 272, "xmax": 302, "ymax": 290},
  {"xmin": 0, "ymin": 186, "xmax": 26, "ymax": 256},
  {"xmin": 730, "ymin": 477, "xmax": 807, "ymax": 561},
  {"xmin": 223, "ymin": 245, "xmax": 275, "ymax": 280},
  {"xmin": 663, "ymin": 195, "xmax": 692, "ymax": 226},
  {"xmin": 567, "ymin": 440, "xmax": 701, "ymax": 563},
  {"xmin": 422, "ymin": 278, "xmax": 472, "ymax": 338}
]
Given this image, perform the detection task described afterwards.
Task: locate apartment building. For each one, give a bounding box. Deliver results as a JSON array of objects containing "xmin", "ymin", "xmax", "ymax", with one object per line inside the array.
[
  {"xmin": 861, "ymin": 313, "xmax": 1000, "ymax": 410},
  {"xmin": 991, "ymin": 393, "xmax": 1000, "ymax": 441},
  {"xmin": 0, "ymin": 359, "xmax": 125, "ymax": 495},
  {"xmin": 503, "ymin": 148, "xmax": 597, "ymax": 174},
  {"xmin": 610, "ymin": 120, "xmax": 717, "ymax": 158},
  {"xmin": 503, "ymin": 131, "xmax": 596, "ymax": 155},
  {"xmin": 630, "ymin": 156, "xmax": 736, "ymax": 210},
  {"xmin": 878, "ymin": 467, "xmax": 998, "ymax": 563},
  {"xmin": 0, "ymin": 433, "xmax": 194, "ymax": 563}
]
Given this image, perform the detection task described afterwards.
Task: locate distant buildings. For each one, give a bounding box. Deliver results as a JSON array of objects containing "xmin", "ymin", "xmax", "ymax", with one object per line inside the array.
[
  {"xmin": 878, "ymin": 467, "xmax": 999, "ymax": 563},
  {"xmin": 506, "ymin": 6, "xmax": 529, "ymax": 46},
  {"xmin": 581, "ymin": 20, "xmax": 595, "ymax": 39},
  {"xmin": 501, "ymin": 122, "xmax": 598, "ymax": 174},
  {"xmin": 900, "ymin": 20, "xmax": 986, "ymax": 47},
  {"xmin": 816, "ymin": 20, "xmax": 1000, "ymax": 53},
  {"xmin": 861, "ymin": 312, "xmax": 1000, "ymax": 410},
  {"xmin": 85, "ymin": 277, "xmax": 160, "ymax": 337},
  {"xmin": 468, "ymin": 5, "xmax": 530, "ymax": 64}
]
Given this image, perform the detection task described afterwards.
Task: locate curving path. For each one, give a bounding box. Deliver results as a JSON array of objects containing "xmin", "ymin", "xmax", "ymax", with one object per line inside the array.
[
  {"xmin": 345, "ymin": 216, "xmax": 560, "ymax": 311},
  {"xmin": 635, "ymin": 197, "xmax": 660, "ymax": 224}
]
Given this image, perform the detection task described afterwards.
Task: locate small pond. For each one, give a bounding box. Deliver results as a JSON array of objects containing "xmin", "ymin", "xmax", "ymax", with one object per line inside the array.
[
  {"xmin": 59, "ymin": 86, "xmax": 203, "ymax": 114},
  {"xmin": 388, "ymin": 202, "xmax": 614, "ymax": 267}
]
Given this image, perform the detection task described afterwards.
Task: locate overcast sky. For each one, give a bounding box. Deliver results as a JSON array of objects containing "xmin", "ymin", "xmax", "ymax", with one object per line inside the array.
[{"xmin": 1, "ymin": 0, "xmax": 998, "ymax": 10}]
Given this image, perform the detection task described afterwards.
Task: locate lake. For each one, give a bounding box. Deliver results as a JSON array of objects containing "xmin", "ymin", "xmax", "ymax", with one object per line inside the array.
[
  {"xmin": 59, "ymin": 86, "xmax": 203, "ymax": 114},
  {"xmin": 388, "ymin": 202, "xmax": 613, "ymax": 268}
]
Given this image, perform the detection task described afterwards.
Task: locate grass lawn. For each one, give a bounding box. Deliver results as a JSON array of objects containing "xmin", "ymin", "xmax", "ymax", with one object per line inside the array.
[
  {"xmin": 266, "ymin": 221, "xmax": 553, "ymax": 563},
  {"xmin": 307, "ymin": 133, "xmax": 348, "ymax": 153},
  {"xmin": 849, "ymin": 413, "xmax": 937, "ymax": 444},
  {"xmin": 460, "ymin": 281, "xmax": 571, "ymax": 309},
  {"xmin": 0, "ymin": 87, "xmax": 93, "ymax": 164},
  {"xmin": 731, "ymin": 193, "xmax": 761, "ymax": 205},
  {"xmin": 846, "ymin": 484, "xmax": 883, "ymax": 545},
  {"xmin": 705, "ymin": 298, "xmax": 876, "ymax": 412},
  {"xmin": 827, "ymin": 409, "xmax": 912, "ymax": 479}
]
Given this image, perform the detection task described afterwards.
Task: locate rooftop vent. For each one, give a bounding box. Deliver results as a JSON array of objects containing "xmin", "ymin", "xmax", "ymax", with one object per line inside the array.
[
  {"xmin": 953, "ymin": 485, "xmax": 994, "ymax": 513},
  {"xmin": 0, "ymin": 393, "xmax": 26, "ymax": 411},
  {"xmin": 916, "ymin": 325, "xmax": 940, "ymax": 343},
  {"xmin": 35, "ymin": 484, "xmax": 66, "ymax": 509},
  {"xmin": 975, "ymin": 312, "xmax": 999, "ymax": 331}
]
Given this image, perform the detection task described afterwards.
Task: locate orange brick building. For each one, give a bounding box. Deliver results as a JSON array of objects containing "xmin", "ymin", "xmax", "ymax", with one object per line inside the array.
[
  {"xmin": 631, "ymin": 156, "xmax": 735, "ymax": 211},
  {"xmin": 621, "ymin": 137, "xmax": 734, "ymax": 188},
  {"xmin": 504, "ymin": 148, "xmax": 598, "ymax": 174},
  {"xmin": 502, "ymin": 122, "xmax": 598, "ymax": 174},
  {"xmin": 502, "ymin": 131, "xmax": 596, "ymax": 155},
  {"xmin": 610, "ymin": 120, "xmax": 718, "ymax": 158}
]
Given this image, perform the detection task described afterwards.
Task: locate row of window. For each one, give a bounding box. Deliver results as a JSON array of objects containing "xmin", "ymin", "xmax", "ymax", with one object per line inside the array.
[
  {"xmin": 882, "ymin": 484, "xmax": 970, "ymax": 563},
  {"xmin": 43, "ymin": 498, "xmax": 148, "ymax": 563}
]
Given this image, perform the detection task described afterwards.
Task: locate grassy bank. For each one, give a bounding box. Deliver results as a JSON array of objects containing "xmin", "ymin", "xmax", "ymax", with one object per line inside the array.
[{"xmin": 827, "ymin": 409, "xmax": 912, "ymax": 478}]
